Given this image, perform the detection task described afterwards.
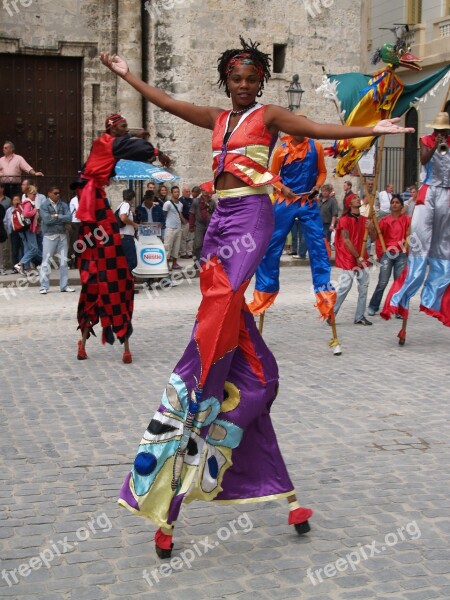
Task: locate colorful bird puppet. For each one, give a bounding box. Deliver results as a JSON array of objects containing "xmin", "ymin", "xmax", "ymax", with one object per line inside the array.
[{"xmin": 318, "ymin": 30, "xmax": 450, "ymax": 176}]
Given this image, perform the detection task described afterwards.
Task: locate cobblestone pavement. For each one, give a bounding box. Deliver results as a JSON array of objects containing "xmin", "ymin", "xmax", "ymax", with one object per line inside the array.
[{"xmin": 1, "ymin": 263, "xmax": 449, "ymax": 600}]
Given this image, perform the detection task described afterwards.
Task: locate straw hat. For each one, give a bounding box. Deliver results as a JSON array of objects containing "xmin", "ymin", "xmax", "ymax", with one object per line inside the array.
[{"xmin": 426, "ymin": 112, "xmax": 450, "ymax": 130}]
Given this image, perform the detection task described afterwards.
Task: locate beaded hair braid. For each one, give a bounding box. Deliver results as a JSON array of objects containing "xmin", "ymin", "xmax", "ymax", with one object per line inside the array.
[{"xmin": 217, "ymin": 36, "xmax": 272, "ymax": 97}]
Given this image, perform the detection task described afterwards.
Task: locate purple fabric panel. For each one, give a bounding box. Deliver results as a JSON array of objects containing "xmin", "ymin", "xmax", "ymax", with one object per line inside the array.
[
  {"xmin": 202, "ymin": 194, "xmax": 274, "ymax": 291},
  {"xmin": 214, "ymin": 343, "xmax": 293, "ymax": 500},
  {"xmin": 167, "ymin": 493, "xmax": 185, "ymax": 524},
  {"xmin": 119, "ymin": 472, "xmax": 140, "ymax": 510}
]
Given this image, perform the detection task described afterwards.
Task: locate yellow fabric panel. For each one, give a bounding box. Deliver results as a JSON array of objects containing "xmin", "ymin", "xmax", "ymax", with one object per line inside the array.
[{"xmin": 233, "ymin": 163, "xmax": 277, "ymax": 185}]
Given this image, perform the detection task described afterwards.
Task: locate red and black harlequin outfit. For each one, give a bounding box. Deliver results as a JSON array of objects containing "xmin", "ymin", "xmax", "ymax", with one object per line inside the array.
[{"xmin": 76, "ymin": 132, "xmax": 158, "ymax": 344}]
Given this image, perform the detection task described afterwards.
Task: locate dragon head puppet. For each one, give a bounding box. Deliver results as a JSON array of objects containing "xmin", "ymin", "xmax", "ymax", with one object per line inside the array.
[{"xmin": 372, "ymin": 37, "xmax": 421, "ymax": 71}]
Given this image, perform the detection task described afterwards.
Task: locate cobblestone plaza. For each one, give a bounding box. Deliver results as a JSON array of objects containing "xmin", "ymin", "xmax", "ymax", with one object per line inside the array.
[{"xmin": 1, "ymin": 264, "xmax": 449, "ymax": 599}]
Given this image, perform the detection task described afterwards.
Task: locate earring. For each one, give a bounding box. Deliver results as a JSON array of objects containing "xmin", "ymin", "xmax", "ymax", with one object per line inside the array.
[{"xmin": 257, "ymin": 90, "xmax": 263, "ymax": 97}]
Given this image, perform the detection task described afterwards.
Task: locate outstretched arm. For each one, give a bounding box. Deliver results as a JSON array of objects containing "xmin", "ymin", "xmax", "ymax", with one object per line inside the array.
[
  {"xmin": 264, "ymin": 105, "xmax": 415, "ymax": 139},
  {"xmin": 100, "ymin": 53, "xmax": 222, "ymax": 130}
]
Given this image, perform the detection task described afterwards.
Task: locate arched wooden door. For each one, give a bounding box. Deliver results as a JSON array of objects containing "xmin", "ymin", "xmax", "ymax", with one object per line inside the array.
[{"xmin": 0, "ymin": 54, "xmax": 82, "ymax": 194}]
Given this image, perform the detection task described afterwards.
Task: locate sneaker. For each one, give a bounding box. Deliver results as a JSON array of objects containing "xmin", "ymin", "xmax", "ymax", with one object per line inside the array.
[
  {"xmin": 367, "ymin": 308, "xmax": 377, "ymax": 316},
  {"xmin": 171, "ymin": 264, "xmax": 182, "ymax": 270},
  {"xmin": 0, "ymin": 269, "xmax": 6, "ymax": 275},
  {"xmin": 292, "ymin": 254, "xmax": 300, "ymax": 258},
  {"xmin": 354, "ymin": 316, "xmax": 372, "ymax": 326},
  {"xmin": 299, "ymin": 255, "xmax": 307, "ymax": 259},
  {"xmin": 14, "ymin": 263, "xmax": 25, "ymax": 275},
  {"xmin": 39, "ymin": 288, "xmax": 48, "ymax": 295},
  {"xmin": 61, "ymin": 286, "xmax": 76, "ymax": 293}
]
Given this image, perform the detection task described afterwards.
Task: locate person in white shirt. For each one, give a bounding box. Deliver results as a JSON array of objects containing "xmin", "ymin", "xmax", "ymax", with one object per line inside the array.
[
  {"xmin": 119, "ymin": 189, "xmax": 138, "ymax": 273},
  {"xmin": 68, "ymin": 179, "xmax": 85, "ymax": 268},
  {"xmin": 378, "ymin": 183, "xmax": 394, "ymax": 218},
  {"xmin": 163, "ymin": 185, "xmax": 185, "ymax": 270}
]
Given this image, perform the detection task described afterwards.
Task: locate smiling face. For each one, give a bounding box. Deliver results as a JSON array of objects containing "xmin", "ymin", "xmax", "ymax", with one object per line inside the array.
[{"xmin": 227, "ymin": 64, "xmax": 261, "ymax": 109}]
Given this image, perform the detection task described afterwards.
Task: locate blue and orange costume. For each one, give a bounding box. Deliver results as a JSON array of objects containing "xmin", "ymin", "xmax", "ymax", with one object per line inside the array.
[{"xmin": 248, "ymin": 135, "xmax": 335, "ymax": 318}]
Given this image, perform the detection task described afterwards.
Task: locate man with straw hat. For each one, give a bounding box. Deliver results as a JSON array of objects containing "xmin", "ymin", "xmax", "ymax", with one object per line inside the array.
[{"xmin": 381, "ymin": 111, "xmax": 450, "ymax": 328}]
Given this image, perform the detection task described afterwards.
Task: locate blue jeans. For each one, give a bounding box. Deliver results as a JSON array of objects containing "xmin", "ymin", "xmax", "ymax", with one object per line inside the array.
[
  {"xmin": 290, "ymin": 219, "xmax": 307, "ymax": 257},
  {"xmin": 39, "ymin": 235, "xmax": 69, "ymax": 291},
  {"xmin": 334, "ymin": 267, "xmax": 370, "ymax": 322},
  {"xmin": 10, "ymin": 231, "xmax": 23, "ymax": 266},
  {"xmin": 19, "ymin": 230, "xmax": 42, "ymax": 269},
  {"xmin": 121, "ymin": 234, "xmax": 137, "ymax": 272},
  {"xmin": 369, "ymin": 252, "xmax": 408, "ymax": 312}
]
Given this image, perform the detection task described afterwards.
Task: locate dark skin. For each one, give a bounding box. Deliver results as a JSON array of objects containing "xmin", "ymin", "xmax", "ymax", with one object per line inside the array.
[
  {"xmin": 419, "ymin": 128, "xmax": 449, "ymax": 165},
  {"xmin": 108, "ymin": 120, "xmax": 172, "ymax": 168},
  {"xmin": 99, "ymin": 50, "xmax": 414, "ymax": 512},
  {"xmin": 99, "ymin": 53, "xmax": 414, "ymax": 191}
]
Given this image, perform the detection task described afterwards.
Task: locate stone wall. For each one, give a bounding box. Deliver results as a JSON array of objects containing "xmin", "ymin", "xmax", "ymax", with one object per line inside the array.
[
  {"xmin": 145, "ymin": 0, "xmax": 363, "ymax": 195},
  {"xmin": 0, "ymin": 0, "xmax": 363, "ymax": 202}
]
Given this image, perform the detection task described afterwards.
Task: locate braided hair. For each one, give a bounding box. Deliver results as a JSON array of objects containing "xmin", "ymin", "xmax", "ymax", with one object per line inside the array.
[{"xmin": 217, "ymin": 36, "xmax": 272, "ymax": 98}]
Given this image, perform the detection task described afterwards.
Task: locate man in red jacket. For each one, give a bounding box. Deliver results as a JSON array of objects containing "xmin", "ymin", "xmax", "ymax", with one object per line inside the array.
[{"xmin": 333, "ymin": 196, "xmax": 376, "ymax": 325}]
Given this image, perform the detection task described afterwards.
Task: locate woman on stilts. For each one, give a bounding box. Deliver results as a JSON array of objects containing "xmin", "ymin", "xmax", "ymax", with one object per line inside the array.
[{"xmin": 101, "ymin": 38, "xmax": 413, "ymax": 558}]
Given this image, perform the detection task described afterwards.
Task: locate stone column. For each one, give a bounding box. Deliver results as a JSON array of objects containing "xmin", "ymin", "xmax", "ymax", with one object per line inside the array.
[{"xmin": 117, "ymin": 0, "xmax": 142, "ymax": 128}]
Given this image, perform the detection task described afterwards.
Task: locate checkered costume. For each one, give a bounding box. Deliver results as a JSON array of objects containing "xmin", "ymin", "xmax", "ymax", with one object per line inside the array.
[{"xmin": 76, "ymin": 130, "xmax": 157, "ymax": 344}]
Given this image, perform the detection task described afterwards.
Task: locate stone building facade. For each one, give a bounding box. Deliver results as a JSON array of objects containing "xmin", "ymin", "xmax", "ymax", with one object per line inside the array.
[{"xmin": 0, "ymin": 0, "xmax": 363, "ymax": 198}]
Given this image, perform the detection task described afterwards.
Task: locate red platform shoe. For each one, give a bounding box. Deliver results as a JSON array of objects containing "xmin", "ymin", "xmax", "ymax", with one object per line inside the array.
[
  {"xmin": 289, "ymin": 506, "xmax": 313, "ymax": 534},
  {"xmin": 122, "ymin": 351, "xmax": 132, "ymax": 364},
  {"xmin": 77, "ymin": 341, "xmax": 88, "ymax": 360},
  {"xmin": 155, "ymin": 528, "xmax": 173, "ymax": 559}
]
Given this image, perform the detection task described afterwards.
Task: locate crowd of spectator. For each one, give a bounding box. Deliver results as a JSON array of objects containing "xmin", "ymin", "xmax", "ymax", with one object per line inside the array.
[{"xmin": 0, "ymin": 137, "xmax": 419, "ymax": 321}]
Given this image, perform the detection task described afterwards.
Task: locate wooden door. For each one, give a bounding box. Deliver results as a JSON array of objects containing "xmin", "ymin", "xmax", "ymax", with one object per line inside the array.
[{"xmin": 0, "ymin": 54, "xmax": 82, "ymax": 195}]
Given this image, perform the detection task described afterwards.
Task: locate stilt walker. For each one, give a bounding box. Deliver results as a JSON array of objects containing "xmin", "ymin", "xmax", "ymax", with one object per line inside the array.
[
  {"xmin": 75, "ymin": 115, "xmax": 171, "ymax": 363},
  {"xmin": 381, "ymin": 103, "xmax": 450, "ymax": 339},
  {"xmin": 100, "ymin": 38, "xmax": 414, "ymax": 559},
  {"xmin": 247, "ymin": 129, "xmax": 338, "ymax": 353}
]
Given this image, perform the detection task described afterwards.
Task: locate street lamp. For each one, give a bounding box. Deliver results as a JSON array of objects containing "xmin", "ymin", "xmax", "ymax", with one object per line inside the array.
[{"xmin": 286, "ymin": 74, "xmax": 304, "ymax": 111}]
